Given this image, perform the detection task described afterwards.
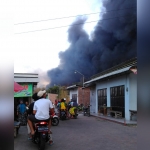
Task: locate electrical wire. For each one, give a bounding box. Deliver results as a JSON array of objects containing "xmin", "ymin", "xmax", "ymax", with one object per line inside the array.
[
  {"xmin": 15, "ymin": 15, "xmax": 136, "ymax": 34},
  {"xmin": 14, "ymin": 7, "xmax": 136, "ymax": 25}
]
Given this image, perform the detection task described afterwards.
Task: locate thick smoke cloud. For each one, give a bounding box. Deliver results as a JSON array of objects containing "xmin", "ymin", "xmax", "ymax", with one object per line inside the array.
[{"xmin": 47, "ymin": 0, "xmax": 136, "ymax": 87}]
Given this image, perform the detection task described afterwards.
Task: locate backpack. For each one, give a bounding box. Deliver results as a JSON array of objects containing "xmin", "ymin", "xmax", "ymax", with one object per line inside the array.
[
  {"xmin": 19, "ymin": 103, "xmax": 26, "ymax": 114},
  {"xmin": 60, "ymin": 102, "xmax": 66, "ymax": 109}
]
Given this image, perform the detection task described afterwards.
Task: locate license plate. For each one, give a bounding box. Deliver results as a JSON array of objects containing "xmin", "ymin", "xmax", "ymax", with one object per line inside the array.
[{"xmin": 38, "ymin": 127, "xmax": 49, "ymax": 132}]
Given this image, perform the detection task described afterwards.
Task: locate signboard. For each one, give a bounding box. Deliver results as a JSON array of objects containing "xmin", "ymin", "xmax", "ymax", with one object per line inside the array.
[{"xmin": 14, "ymin": 83, "xmax": 33, "ymax": 97}]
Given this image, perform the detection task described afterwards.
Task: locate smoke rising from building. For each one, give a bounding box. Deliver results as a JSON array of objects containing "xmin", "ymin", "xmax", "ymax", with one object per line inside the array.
[{"xmin": 47, "ymin": 0, "xmax": 136, "ymax": 87}]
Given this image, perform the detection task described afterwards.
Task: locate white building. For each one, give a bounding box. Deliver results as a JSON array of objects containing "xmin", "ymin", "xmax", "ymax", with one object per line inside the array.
[
  {"xmin": 84, "ymin": 58, "xmax": 137, "ymax": 121},
  {"xmin": 67, "ymin": 84, "xmax": 90, "ymax": 106}
]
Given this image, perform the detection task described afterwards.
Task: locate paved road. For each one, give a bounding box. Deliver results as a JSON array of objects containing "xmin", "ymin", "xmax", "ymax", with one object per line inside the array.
[{"xmin": 14, "ymin": 114, "xmax": 137, "ymax": 150}]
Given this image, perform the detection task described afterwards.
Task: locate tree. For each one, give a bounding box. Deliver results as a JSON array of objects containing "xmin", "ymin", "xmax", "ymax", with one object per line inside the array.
[{"xmin": 47, "ymin": 86, "xmax": 59, "ymax": 94}]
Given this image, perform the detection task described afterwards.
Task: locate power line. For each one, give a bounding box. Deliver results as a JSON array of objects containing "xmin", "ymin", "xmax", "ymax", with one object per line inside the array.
[
  {"xmin": 15, "ymin": 15, "xmax": 136, "ymax": 34},
  {"xmin": 14, "ymin": 7, "xmax": 136, "ymax": 25}
]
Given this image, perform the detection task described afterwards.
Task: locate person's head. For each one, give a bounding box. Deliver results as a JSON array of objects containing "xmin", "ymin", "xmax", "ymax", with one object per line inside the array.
[
  {"xmin": 25, "ymin": 101, "xmax": 28, "ymax": 105},
  {"xmin": 37, "ymin": 90, "xmax": 47, "ymax": 98},
  {"xmin": 32, "ymin": 92, "xmax": 40, "ymax": 101},
  {"xmin": 20, "ymin": 99, "xmax": 23, "ymax": 103},
  {"xmin": 61, "ymin": 98, "xmax": 64, "ymax": 102}
]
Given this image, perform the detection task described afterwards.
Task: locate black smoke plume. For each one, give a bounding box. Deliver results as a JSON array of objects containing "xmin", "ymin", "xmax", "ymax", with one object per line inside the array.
[{"xmin": 47, "ymin": 0, "xmax": 136, "ymax": 87}]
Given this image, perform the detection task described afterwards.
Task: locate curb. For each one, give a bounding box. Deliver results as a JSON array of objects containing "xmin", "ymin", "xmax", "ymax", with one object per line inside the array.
[{"xmin": 91, "ymin": 115, "xmax": 137, "ymax": 126}]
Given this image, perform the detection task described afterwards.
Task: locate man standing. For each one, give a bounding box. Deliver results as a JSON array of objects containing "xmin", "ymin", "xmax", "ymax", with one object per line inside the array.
[
  {"xmin": 17, "ymin": 99, "xmax": 27, "ymax": 125},
  {"xmin": 28, "ymin": 90, "xmax": 54, "ymax": 145}
]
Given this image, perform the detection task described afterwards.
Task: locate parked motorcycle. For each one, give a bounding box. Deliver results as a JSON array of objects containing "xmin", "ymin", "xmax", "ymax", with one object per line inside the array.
[
  {"xmin": 32, "ymin": 121, "xmax": 49, "ymax": 150},
  {"xmin": 77, "ymin": 104, "xmax": 84, "ymax": 112},
  {"xmin": 83, "ymin": 105, "xmax": 91, "ymax": 117},
  {"xmin": 51, "ymin": 113, "xmax": 59, "ymax": 126}
]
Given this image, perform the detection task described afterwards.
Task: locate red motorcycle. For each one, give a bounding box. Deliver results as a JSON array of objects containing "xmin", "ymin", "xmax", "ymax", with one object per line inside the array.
[{"xmin": 32, "ymin": 121, "xmax": 49, "ymax": 150}]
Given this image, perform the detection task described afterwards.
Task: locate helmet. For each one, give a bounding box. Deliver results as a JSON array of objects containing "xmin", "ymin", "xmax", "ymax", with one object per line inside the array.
[{"xmin": 64, "ymin": 98, "xmax": 66, "ymax": 101}]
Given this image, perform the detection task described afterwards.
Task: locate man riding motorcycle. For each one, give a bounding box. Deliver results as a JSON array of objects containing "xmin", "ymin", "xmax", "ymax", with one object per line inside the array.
[
  {"xmin": 69, "ymin": 99, "xmax": 78, "ymax": 118},
  {"xmin": 59, "ymin": 98, "xmax": 68, "ymax": 118},
  {"xmin": 27, "ymin": 90, "xmax": 54, "ymax": 145}
]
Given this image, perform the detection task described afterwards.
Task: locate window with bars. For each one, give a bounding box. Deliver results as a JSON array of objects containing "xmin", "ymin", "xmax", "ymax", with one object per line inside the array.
[
  {"xmin": 72, "ymin": 94, "xmax": 77, "ymax": 101},
  {"xmin": 110, "ymin": 85, "xmax": 125, "ymax": 117}
]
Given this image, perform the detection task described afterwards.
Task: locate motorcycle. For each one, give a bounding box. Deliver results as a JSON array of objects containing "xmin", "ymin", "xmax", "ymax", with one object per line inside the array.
[
  {"xmin": 69, "ymin": 107, "xmax": 78, "ymax": 119},
  {"xmin": 32, "ymin": 121, "xmax": 49, "ymax": 150},
  {"xmin": 77, "ymin": 104, "xmax": 83, "ymax": 112},
  {"xmin": 83, "ymin": 105, "xmax": 91, "ymax": 117},
  {"xmin": 51, "ymin": 113, "xmax": 59, "ymax": 126},
  {"xmin": 60, "ymin": 109, "xmax": 67, "ymax": 120}
]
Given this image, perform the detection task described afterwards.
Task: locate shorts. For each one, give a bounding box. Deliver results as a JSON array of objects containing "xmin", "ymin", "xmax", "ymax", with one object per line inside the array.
[{"xmin": 28, "ymin": 114, "xmax": 50, "ymax": 123}]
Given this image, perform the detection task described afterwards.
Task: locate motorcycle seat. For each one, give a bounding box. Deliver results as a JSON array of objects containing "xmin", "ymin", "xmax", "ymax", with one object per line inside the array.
[{"xmin": 60, "ymin": 109, "xmax": 66, "ymax": 111}]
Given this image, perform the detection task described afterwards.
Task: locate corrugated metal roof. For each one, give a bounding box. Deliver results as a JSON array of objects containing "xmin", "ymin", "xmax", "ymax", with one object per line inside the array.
[
  {"xmin": 84, "ymin": 66, "xmax": 131, "ymax": 84},
  {"xmin": 91, "ymin": 57, "xmax": 137, "ymax": 79},
  {"xmin": 67, "ymin": 85, "xmax": 78, "ymax": 89}
]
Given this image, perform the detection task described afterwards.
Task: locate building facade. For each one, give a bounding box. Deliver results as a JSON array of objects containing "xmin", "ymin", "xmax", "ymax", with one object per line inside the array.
[
  {"xmin": 14, "ymin": 73, "xmax": 39, "ymax": 105},
  {"xmin": 84, "ymin": 58, "xmax": 137, "ymax": 121},
  {"xmin": 67, "ymin": 85, "xmax": 90, "ymax": 106}
]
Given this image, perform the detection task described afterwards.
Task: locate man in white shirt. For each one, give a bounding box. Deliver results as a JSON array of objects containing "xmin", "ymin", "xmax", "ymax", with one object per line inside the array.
[{"xmin": 28, "ymin": 90, "xmax": 54, "ymax": 136}]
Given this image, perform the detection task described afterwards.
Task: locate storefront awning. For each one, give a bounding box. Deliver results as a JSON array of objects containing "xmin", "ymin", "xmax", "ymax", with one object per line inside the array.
[{"xmin": 14, "ymin": 81, "xmax": 25, "ymax": 92}]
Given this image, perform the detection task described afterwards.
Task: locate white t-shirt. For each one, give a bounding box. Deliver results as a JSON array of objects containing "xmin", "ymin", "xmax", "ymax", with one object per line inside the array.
[{"xmin": 33, "ymin": 98, "xmax": 53, "ymax": 120}]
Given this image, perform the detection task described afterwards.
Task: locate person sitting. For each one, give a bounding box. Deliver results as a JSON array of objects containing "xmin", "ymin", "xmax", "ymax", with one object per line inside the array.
[
  {"xmin": 26, "ymin": 92, "xmax": 40, "ymax": 140},
  {"xmin": 69, "ymin": 99, "xmax": 78, "ymax": 118},
  {"xmin": 59, "ymin": 98, "xmax": 67, "ymax": 118},
  {"xmin": 17, "ymin": 100, "xmax": 27, "ymax": 125},
  {"xmin": 67, "ymin": 100, "xmax": 72, "ymax": 113},
  {"xmin": 27, "ymin": 90, "xmax": 54, "ymax": 145}
]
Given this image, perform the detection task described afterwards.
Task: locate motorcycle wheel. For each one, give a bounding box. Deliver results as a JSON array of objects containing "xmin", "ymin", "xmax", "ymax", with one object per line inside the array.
[
  {"xmin": 83, "ymin": 112, "xmax": 85, "ymax": 116},
  {"xmin": 88, "ymin": 111, "xmax": 90, "ymax": 117},
  {"xmin": 52, "ymin": 117, "xmax": 59, "ymax": 126},
  {"xmin": 61, "ymin": 114, "xmax": 66, "ymax": 120},
  {"xmin": 74, "ymin": 115, "xmax": 77, "ymax": 119},
  {"xmin": 38, "ymin": 133, "xmax": 45, "ymax": 150}
]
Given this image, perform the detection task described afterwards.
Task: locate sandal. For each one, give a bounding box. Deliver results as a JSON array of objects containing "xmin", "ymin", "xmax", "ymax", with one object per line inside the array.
[
  {"xmin": 28, "ymin": 137, "xmax": 32, "ymax": 140},
  {"xmin": 31, "ymin": 131, "xmax": 35, "ymax": 136},
  {"xmin": 49, "ymin": 141, "xmax": 54, "ymax": 146},
  {"xmin": 28, "ymin": 133, "xmax": 32, "ymax": 140}
]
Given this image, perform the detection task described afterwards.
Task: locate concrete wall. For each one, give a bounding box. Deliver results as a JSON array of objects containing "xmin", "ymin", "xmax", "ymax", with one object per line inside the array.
[
  {"xmin": 14, "ymin": 78, "xmax": 39, "ymax": 83},
  {"xmin": 90, "ymin": 86, "xmax": 96, "ymax": 113},
  {"xmin": 78, "ymin": 87, "xmax": 90, "ymax": 106},
  {"xmin": 48, "ymin": 93, "xmax": 58, "ymax": 104},
  {"xmin": 129, "ymin": 73, "xmax": 137, "ymax": 110}
]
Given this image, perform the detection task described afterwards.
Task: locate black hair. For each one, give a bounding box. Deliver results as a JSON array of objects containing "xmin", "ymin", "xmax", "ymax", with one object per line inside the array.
[
  {"xmin": 61, "ymin": 98, "xmax": 64, "ymax": 102},
  {"xmin": 32, "ymin": 93, "xmax": 40, "ymax": 101}
]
